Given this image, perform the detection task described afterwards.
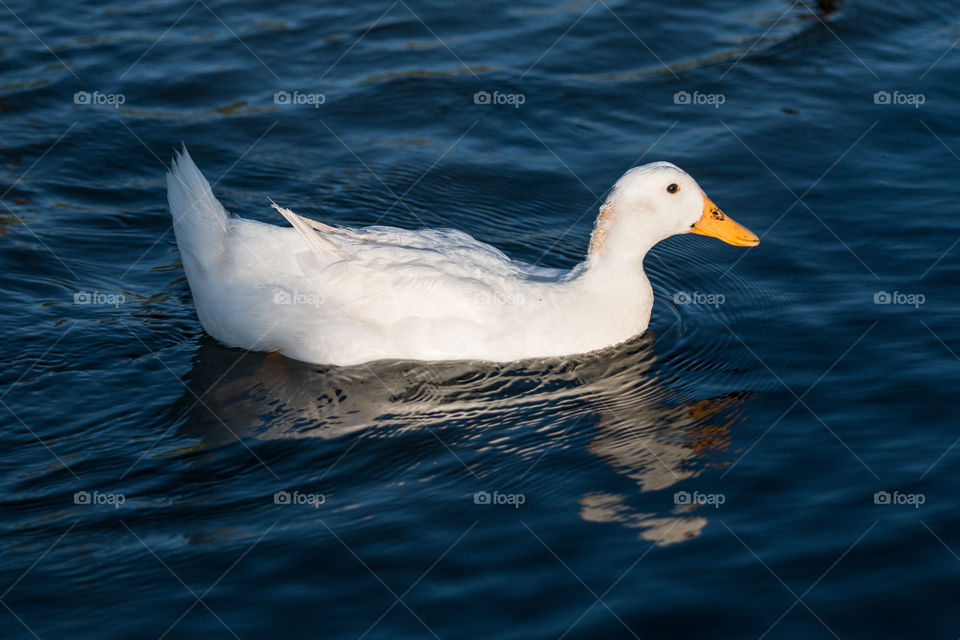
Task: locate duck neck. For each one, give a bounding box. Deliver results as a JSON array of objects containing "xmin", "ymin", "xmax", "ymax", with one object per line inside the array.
[
  {"xmin": 582, "ymin": 246, "xmax": 651, "ymax": 291},
  {"xmin": 582, "ymin": 202, "xmax": 659, "ymax": 286},
  {"xmin": 572, "ymin": 229, "xmax": 655, "ymax": 343}
]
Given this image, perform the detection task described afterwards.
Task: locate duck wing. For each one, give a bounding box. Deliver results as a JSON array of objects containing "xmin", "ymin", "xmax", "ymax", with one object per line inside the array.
[{"xmin": 270, "ymin": 204, "xmax": 565, "ymax": 324}]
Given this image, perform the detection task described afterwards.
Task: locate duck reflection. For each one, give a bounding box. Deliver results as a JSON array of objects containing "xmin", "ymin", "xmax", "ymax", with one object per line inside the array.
[
  {"xmin": 173, "ymin": 332, "xmax": 749, "ymax": 545},
  {"xmin": 580, "ymin": 389, "xmax": 748, "ymax": 545}
]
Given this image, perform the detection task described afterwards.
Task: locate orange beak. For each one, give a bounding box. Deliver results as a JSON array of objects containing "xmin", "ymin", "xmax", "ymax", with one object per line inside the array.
[{"xmin": 690, "ymin": 193, "xmax": 759, "ymax": 247}]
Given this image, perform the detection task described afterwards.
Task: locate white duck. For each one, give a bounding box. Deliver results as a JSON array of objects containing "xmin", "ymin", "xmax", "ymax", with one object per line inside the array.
[{"xmin": 167, "ymin": 147, "xmax": 758, "ymax": 366}]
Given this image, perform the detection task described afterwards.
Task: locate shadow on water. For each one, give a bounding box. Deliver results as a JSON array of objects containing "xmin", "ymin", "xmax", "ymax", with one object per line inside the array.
[{"xmin": 171, "ymin": 332, "xmax": 752, "ymax": 545}]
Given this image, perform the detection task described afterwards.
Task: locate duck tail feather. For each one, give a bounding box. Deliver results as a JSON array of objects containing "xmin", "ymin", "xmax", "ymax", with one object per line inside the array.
[{"xmin": 167, "ymin": 146, "xmax": 230, "ymax": 275}]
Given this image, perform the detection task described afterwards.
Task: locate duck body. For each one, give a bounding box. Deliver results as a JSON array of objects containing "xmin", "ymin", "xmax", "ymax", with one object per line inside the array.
[{"xmin": 167, "ymin": 148, "xmax": 756, "ymax": 366}]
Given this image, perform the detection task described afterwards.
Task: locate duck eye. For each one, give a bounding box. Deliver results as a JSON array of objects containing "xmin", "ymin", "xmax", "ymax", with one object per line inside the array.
[{"xmin": 666, "ymin": 183, "xmax": 679, "ymax": 194}]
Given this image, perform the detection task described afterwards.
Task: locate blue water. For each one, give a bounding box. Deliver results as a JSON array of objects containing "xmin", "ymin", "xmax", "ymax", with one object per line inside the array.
[{"xmin": 2, "ymin": 0, "xmax": 959, "ymax": 637}]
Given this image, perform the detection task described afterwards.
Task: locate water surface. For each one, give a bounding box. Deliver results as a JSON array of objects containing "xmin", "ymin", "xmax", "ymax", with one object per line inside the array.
[{"xmin": 2, "ymin": 0, "xmax": 959, "ymax": 637}]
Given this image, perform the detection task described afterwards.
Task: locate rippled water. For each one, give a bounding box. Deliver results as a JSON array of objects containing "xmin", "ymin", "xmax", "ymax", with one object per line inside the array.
[{"xmin": 2, "ymin": 0, "xmax": 959, "ymax": 637}]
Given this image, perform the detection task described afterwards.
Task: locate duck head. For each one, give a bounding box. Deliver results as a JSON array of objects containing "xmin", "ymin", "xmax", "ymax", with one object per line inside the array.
[{"xmin": 588, "ymin": 162, "xmax": 758, "ymax": 261}]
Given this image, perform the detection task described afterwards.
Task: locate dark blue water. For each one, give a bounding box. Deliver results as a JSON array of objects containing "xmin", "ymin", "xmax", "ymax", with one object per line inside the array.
[{"xmin": 2, "ymin": 0, "xmax": 959, "ymax": 637}]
